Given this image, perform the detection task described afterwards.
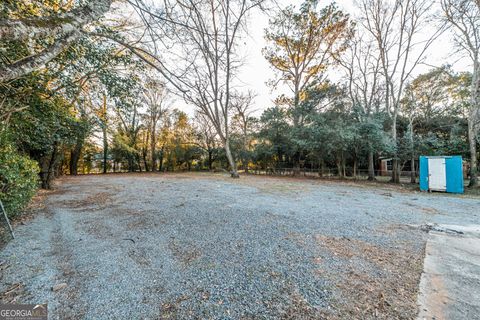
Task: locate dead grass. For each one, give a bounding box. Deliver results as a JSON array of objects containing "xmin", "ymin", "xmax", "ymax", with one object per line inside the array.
[
  {"xmin": 10, "ymin": 189, "xmax": 55, "ymax": 227},
  {"xmin": 402, "ymin": 202, "xmax": 442, "ymax": 215},
  {"xmin": 77, "ymin": 220, "xmax": 114, "ymax": 239},
  {"xmin": 279, "ymin": 290, "xmax": 331, "ymax": 320},
  {"xmin": 168, "ymin": 240, "xmax": 201, "ymax": 266},
  {"xmin": 221, "ymin": 175, "xmax": 314, "ymax": 194},
  {"xmin": 50, "ymin": 229, "xmax": 88, "ymax": 320},
  {"xmin": 128, "ymin": 248, "xmax": 151, "ymax": 267},
  {"xmin": 190, "ymin": 172, "xmax": 420, "ymax": 196},
  {"xmin": 313, "ymin": 233, "xmax": 425, "ymax": 319},
  {"xmin": 159, "ymin": 294, "xmax": 191, "ymax": 319},
  {"xmin": 0, "ymin": 282, "xmax": 25, "ymax": 303},
  {"xmin": 57, "ymin": 192, "xmax": 113, "ymax": 211}
]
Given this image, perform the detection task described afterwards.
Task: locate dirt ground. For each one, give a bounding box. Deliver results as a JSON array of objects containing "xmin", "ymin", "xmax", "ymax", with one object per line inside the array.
[{"xmin": 0, "ymin": 173, "xmax": 479, "ymax": 319}]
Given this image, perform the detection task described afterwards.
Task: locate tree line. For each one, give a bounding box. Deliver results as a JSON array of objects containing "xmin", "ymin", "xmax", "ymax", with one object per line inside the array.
[{"xmin": 0, "ymin": 0, "xmax": 479, "ymax": 216}]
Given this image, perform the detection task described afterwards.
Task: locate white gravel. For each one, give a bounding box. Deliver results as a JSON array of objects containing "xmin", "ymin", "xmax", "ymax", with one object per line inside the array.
[{"xmin": 0, "ymin": 173, "xmax": 478, "ymax": 319}]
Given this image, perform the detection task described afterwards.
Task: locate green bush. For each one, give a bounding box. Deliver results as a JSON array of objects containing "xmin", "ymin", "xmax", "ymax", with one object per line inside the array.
[{"xmin": 0, "ymin": 132, "xmax": 39, "ymax": 218}]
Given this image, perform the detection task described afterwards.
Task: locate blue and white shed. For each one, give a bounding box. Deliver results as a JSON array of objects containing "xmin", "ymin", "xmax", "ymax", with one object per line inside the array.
[{"xmin": 419, "ymin": 156, "xmax": 464, "ymax": 193}]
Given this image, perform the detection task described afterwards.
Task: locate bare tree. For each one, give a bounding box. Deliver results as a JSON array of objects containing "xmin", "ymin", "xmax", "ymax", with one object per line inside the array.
[
  {"xmin": 100, "ymin": 94, "xmax": 109, "ymax": 174},
  {"xmin": 442, "ymin": 0, "xmax": 480, "ymax": 187},
  {"xmin": 338, "ymin": 31, "xmax": 383, "ymax": 181},
  {"xmin": 358, "ymin": 0, "xmax": 445, "ymax": 183},
  {"xmin": 114, "ymin": 96, "xmax": 142, "ymax": 172},
  {"xmin": 0, "ymin": 0, "xmax": 113, "ymax": 82},
  {"xmin": 232, "ymin": 91, "xmax": 256, "ymax": 173},
  {"xmin": 143, "ymin": 78, "xmax": 170, "ymax": 171},
  {"xmin": 195, "ymin": 112, "xmax": 221, "ymax": 171},
  {"xmin": 118, "ymin": 0, "xmax": 267, "ymax": 178}
]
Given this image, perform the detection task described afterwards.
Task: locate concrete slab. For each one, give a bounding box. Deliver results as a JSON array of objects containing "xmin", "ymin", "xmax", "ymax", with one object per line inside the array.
[{"xmin": 418, "ymin": 225, "xmax": 480, "ymax": 320}]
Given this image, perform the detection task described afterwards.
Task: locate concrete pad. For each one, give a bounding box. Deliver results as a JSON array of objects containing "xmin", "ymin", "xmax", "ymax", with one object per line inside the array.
[{"xmin": 418, "ymin": 225, "xmax": 480, "ymax": 320}]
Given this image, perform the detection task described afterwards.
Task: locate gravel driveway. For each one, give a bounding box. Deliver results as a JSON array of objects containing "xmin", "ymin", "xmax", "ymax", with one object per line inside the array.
[{"xmin": 0, "ymin": 173, "xmax": 479, "ymax": 319}]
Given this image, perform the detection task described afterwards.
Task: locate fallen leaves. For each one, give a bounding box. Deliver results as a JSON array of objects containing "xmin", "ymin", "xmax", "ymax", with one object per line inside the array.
[
  {"xmin": 52, "ymin": 282, "xmax": 68, "ymax": 292},
  {"xmin": 313, "ymin": 232, "xmax": 425, "ymax": 319},
  {"xmin": 1, "ymin": 283, "xmax": 24, "ymax": 303}
]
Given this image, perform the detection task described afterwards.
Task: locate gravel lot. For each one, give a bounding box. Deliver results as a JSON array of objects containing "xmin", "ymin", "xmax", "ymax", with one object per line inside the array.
[{"xmin": 0, "ymin": 173, "xmax": 479, "ymax": 319}]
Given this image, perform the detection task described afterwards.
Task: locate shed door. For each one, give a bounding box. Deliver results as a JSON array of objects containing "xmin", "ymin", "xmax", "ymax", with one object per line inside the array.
[{"xmin": 428, "ymin": 158, "xmax": 446, "ymax": 191}]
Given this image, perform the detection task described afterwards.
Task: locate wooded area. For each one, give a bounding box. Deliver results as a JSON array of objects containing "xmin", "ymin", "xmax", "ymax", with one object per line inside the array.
[{"xmin": 0, "ymin": 0, "xmax": 479, "ymax": 216}]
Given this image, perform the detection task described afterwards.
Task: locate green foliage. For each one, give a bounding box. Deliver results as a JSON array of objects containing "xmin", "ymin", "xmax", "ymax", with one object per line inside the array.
[
  {"xmin": 398, "ymin": 66, "xmax": 470, "ymax": 163},
  {"xmin": 357, "ymin": 116, "xmax": 394, "ymax": 154},
  {"xmin": 264, "ymin": 0, "xmax": 353, "ymax": 126},
  {"xmin": 9, "ymin": 94, "xmax": 78, "ymax": 158},
  {"xmin": 0, "ymin": 0, "xmax": 79, "ymax": 75},
  {"xmin": 256, "ymin": 106, "xmax": 293, "ymax": 165},
  {"xmin": 0, "ymin": 132, "xmax": 39, "ymax": 217},
  {"xmin": 111, "ymin": 127, "xmax": 139, "ymax": 161},
  {"xmin": 0, "ymin": 2, "xmax": 474, "ymax": 184}
]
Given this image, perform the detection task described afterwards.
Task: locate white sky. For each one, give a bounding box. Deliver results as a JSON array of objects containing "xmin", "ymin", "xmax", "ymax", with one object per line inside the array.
[
  {"xmin": 124, "ymin": 0, "xmax": 472, "ymax": 117},
  {"xmin": 238, "ymin": 0, "xmax": 361, "ymax": 114}
]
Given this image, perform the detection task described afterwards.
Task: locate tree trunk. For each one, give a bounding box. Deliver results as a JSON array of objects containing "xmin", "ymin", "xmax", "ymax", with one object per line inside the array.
[
  {"xmin": 392, "ymin": 159, "xmax": 400, "ymax": 183},
  {"xmin": 319, "ymin": 157, "xmax": 324, "ymax": 177},
  {"xmin": 468, "ymin": 117, "xmax": 478, "ymax": 187},
  {"xmin": 128, "ymin": 157, "xmax": 134, "ymax": 172},
  {"xmin": 293, "ymin": 152, "xmax": 301, "ymax": 176},
  {"xmin": 159, "ymin": 149, "xmax": 164, "ymax": 172},
  {"xmin": 208, "ymin": 150, "xmax": 213, "ymax": 171},
  {"xmin": 243, "ymin": 157, "xmax": 249, "ymax": 173},
  {"xmin": 142, "ymin": 129, "xmax": 150, "ymax": 172},
  {"xmin": 151, "ymin": 123, "xmax": 157, "ymax": 172},
  {"xmin": 69, "ymin": 139, "xmax": 83, "ymax": 176},
  {"xmin": 42, "ymin": 142, "xmax": 58, "ymax": 189},
  {"xmin": 102, "ymin": 125, "xmax": 108, "ymax": 174},
  {"xmin": 408, "ymin": 119, "xmax": 416, "ymax": 184},
  {"xmin": 336, "ymin": 155, "xmax": 342, "ymax": 178},
  {"xmin": 368, "ymin": 150, "xmax": 375, "ymax": 181},
  {"xmin": 353, "ymin": 157, "xmax": 357, "ymax": 178},
  {"xmin": 0, "ymin": 1, "xmax": 114, "ymax": 82},
  {"xmin": 391, "ymin": 113, "xmax": 400, "ymax": 183},
  {"xmin": 243, "ymin": 133, "xmax": 249, "ymax": 174},
  {"xmin": 57, "ymin": 155, "xmax": 66, "ymax": 177},
  {"xmin": 468, "ymin": 59, "xmax": 479, "ymax": 187},
  {"xmin": 410, "ymin": 156, "xmax": 416, "ymax": 184},
  {"xmin": 137, "ymin": 154, "xmax": 142, "ymax": 172},
  {"xmin": 143, "ymin": 148, "xmax": 149, "ymax": 172},
  {"xmin": 224, "ymin": 139, "xmax": 239, "ymax": 178}
]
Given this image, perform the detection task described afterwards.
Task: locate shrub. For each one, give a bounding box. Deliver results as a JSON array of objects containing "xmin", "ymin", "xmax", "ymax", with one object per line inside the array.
[{"xmin": 0, "ymin": 132, "xmax": 39, "ymax": 218}]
